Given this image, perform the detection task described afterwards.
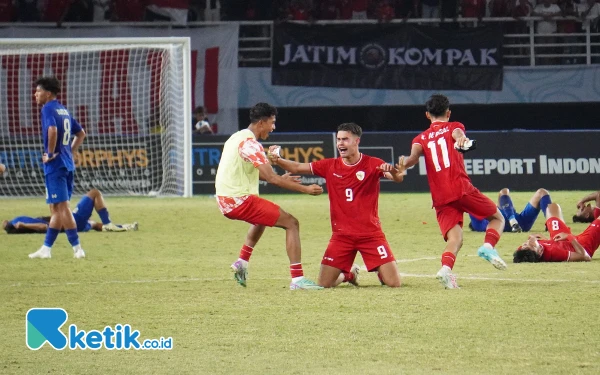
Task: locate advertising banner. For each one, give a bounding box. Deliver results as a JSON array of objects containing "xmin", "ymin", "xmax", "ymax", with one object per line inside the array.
[
  {"xmin": 192, "ymin": 131, "xmax": 600, "ymax": 195},
  {"xmin": 272, "ymin": 23, "xmax": 503, "ymax": 91},
  {"xmin": 0, "ymin": 135, "xmax": 162, "ymax": 196}
]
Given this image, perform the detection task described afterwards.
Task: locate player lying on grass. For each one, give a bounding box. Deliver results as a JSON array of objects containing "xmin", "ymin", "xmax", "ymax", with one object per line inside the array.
[
  {"xmin": 573, "ymin": 190, "xmax": 600, "ymax": 223},
  {"xmin": 513, "ymin": 203, "xmax": 599, "ymax": 263},
  {"xmin": 268, "ymin": 122, "xmax": 405, "ymax": 288},
  {"xmin": 3, "ymin": 189, "xmax": 137, "ymax": 234},
  {"xmin": 469, "ymin": 188, "xmax": 552, "ymax": 233}
]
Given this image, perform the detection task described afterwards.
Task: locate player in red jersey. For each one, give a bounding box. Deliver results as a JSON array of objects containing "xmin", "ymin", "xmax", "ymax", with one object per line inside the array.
[
  {"xmin": 269, "ymin": 123, "xmax": 405, "ymax": 288},
  {"xmin": 573, "ymin": 191, "xmax": 600, "ymax": 224},
  {"xmin": 399, "ymin": 94, "xmax": 507, "ymax": 289},
  {"xmin": 513, "ymin": 203, "xmax": 598, "ymax": 262}
]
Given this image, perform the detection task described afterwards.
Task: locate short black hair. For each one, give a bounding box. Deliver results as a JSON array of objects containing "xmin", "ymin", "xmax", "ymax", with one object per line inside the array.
[
  {"xmin": 193, "ymin": 106, "xmax": 205, "ymax": 115},
  {"xmin": 513, "ymin": 249, "xmax": 541, "ymax": 263},
  {"xmin": 35, "ymin": 77, "xmax": 61, "ymax": 95},
  {"xmin": 337, "ymin": 123, "xmax": 362, "ymax": 137},
  {"xmin": 425, "ymin": 94, "xmax": 450, "ymax": 117},
  {"xmin": 573, "ymin": 214, "xmax": 594, "ymax": 223},
  {"xmin": 249, "ymin": 102, "xmax": 277, "ymax": 123}
]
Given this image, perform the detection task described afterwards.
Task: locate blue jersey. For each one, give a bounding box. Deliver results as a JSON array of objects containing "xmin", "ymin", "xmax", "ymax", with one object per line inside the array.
[
  {"xmin": 10, "ymin": 216, "xmax": 48, "ymax": 226},
  {"xmin": 41, "ymin": 100, "xmax": 83, "ymax": 175}
]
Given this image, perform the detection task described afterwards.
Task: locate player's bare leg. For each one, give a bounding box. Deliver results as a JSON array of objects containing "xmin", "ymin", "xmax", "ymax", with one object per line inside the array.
[
  {"xmin": 477, "ymin": 209, "xmax": 507, "ymax": 270},
  {"xmin": 245, "ymin": 224, "xmax": 266, "ymax": 248},
  {"xmin": 377, "ymin": 261, "xmax": 401, "ymax": 287},
  {"xmin": 545, "ymin": 203, "xmax": 563, "ymax": 220},
  {"xmin": 436, "ymin": 225, "xmax": 462, "ymax": 289},
  {"xmin": 318, "ymin": 264, "xmax": 342, "ymax": 288},
  {"xmin": 275, "ymin": 208, "xmax": 322, "ymax": 290}
]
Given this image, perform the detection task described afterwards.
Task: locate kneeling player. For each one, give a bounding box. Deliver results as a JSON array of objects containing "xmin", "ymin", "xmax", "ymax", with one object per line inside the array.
[
  {"xmin": 270, "ymin": 123, "xmax": 404, "ymax": 287},
  {"xmin": 513, "ymin": 203, "xmax": 599, "ymax": 263}
]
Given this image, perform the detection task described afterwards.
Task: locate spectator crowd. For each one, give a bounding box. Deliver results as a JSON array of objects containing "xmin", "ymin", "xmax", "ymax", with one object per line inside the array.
[{"xmin": 0, "ymin": 0, "xmax": 597, "ymax": 28}]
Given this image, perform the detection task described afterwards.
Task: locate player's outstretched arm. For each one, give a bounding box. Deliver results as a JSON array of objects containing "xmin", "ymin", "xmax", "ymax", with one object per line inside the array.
[
  {"xmin": 379, "ymin": 162, "xmax": 405, "ymax": 183},
  {"xmin": 0, "ymin": 163, "xmax": 5, "ymax": 175},
  {"xmin": 257, "ymin": 163, "xmax": 322, "ymax": 195},
  {"xmin": 267, "ymin": 145, "xmax": 313, "ymax": 174},
  {"xmin": 553, "ymin": 232, "xmax": 591, "ymax": 262},
  {"xmin": 15, "ymin": 221, "xmax": 48, "ymax": 233},
  {"xmin": 401, "ymin": 144, "xmax": 423, "ymax": 169}
]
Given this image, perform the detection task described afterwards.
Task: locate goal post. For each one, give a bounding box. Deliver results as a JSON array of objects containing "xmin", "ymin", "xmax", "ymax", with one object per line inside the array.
[{"xmin": 0, "ymin": 37, "xmax": 192, "ymax": 197}]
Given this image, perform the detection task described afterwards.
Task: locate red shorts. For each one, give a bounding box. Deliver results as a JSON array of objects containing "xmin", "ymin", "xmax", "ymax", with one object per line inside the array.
[
  {"xmin": 321, "ymin": 232, "xmax": 395, "ymax": 272},
  {"xmin": 574, "ymin": 219, "xmax": 600, "ymax": 257},
  {"xmin": 224, "ymin": 195, "xmax": 280, "ymax": 227},
  {"xmin": 435, "ymin": 190, "xmax": 497, "ymax": 240},
  {"xmin": 545, "ymin": 217, "xmax": 572, "ymax": 238}
]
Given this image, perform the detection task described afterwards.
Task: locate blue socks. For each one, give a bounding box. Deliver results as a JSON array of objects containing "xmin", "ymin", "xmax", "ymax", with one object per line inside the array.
[
  {"xmin": 44, "ymin": 228, "xmax": 60, "ymax": 247},
  {"xmin": 540, "ymin": 195, "xmax": 552, "ymax": 217},
  {"xmin": 98, "ymin": 208, "xmax": 111, "ymax": 225},
  {"xmin": 65, "ymin": 228, "xmax": 80, "ymax": 247},
  {"xmin": 498, "ymin": 195, "xmax": 517, "ymax": 221}
]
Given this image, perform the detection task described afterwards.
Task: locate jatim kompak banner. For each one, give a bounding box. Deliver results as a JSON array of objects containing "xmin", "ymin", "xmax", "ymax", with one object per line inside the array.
[
  {"xmin": 272, "ymin": 23, "xmax": 503, "ymax": 91},
  {"xmin": 0, "ymin": 24, "xmax": 239, "ymax": 136}
]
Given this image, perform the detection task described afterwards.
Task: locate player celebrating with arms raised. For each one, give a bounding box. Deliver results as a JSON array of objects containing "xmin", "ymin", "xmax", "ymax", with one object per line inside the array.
[
  {"xmin": 29, "ymin": 77, "xmax": 86, "ymax": 259},
  {"xmin": 215, "ymin": 102, "xmax": 324, "ymax": 290},
  {"xmin": 400, "ymin": 94, "xmax": 507, "ymax": 289},
  {"xmin": 269, "ymin": 123, "xmax": 404, "ymax": 288}
]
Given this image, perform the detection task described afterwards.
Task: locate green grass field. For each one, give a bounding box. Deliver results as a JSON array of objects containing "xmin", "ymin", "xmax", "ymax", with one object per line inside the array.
[{"xmin": 1, "ymin": 191, "xmax": 599, "ymax": 374}]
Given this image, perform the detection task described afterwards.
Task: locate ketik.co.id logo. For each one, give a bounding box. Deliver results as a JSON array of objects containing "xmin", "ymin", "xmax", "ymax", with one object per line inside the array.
[{"xmin": 26, "ymin": 308, "xmax": 172, "ymax": 350}]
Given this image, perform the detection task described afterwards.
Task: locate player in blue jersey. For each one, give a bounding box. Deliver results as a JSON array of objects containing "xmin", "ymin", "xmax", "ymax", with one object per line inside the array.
[
  {"xmin": 469, "ymin": 188, "xmax": 552, "ymax": 233},
  {"xmin": 3, "ymin": 189, "xmax": 138, "ymax": 234},
  {"xmin": 28, "ymin": 77, "xmax": 87, "ymax": 259}
]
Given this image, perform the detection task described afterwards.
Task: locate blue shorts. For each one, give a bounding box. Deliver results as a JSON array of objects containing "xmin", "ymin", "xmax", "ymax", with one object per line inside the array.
[
  {"xmin": 469, "ymin": 203, "xmax": 541, "ymax": 232},
  {"xmin": 72, "ymin": 196, "xmax": 93, "ymax": 232},
  {"xmin": 45, "ymin": 168, "xmax": 74, "ymax": 204},
  {"xmin": 514, "ymin": 203, "xmax": 541, "ymax": 232}
]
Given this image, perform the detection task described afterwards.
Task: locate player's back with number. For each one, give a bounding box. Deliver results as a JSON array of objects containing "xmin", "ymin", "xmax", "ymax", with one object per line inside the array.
[
  {"xmin": 413, "ymin": 121, "xmax": 475, "ymax": 206},
  {"xmin": 41, "ymin": 100, "xmax": 82, "ymax": 174}
]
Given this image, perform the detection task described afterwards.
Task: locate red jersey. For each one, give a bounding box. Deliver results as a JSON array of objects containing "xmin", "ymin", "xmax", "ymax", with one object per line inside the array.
[
  {"xmin": 540, "ymin": 218, "xmax": 600, "ymax": 261},
  {"xmin": 539, "ymin": 239, "xmax": 575, "ymax": 262},
  {"xmin": 311, "ymin": 154, "xmax": 385, "ymax": 235},
  {"xmin": 412, "ymin": 121, "xmax": 477, "ymax": 207}
]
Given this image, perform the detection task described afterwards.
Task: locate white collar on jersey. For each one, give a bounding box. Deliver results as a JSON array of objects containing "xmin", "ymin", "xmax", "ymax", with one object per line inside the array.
[{"xmin": 341, "ymin": 153, "xmax": 363, "ymax": 167}]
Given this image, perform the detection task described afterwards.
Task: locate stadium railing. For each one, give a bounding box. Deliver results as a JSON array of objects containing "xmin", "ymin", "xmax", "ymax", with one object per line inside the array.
[{"xmin": 1, "ymin": 18, "xmax": 598, "ymax": 67}]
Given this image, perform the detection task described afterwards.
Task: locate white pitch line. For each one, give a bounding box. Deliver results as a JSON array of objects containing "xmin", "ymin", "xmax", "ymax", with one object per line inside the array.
[
  {"xmin": 4, "ymin": 272, "xmax": 600, "ymax": 288},
  {"xmin": 399, "ymin": 273, "xmax": 600, "ymax": 284}
]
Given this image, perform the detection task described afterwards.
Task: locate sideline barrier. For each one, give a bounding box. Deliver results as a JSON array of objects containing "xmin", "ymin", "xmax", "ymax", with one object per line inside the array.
[{"xmin": 193, "ymin": 130, "xmax": 600, "ymax": 194}]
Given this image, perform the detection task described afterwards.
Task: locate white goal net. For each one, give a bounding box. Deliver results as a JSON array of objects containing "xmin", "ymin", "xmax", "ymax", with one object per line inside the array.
[{"xmin": 0, "ymin": 38, "xmax": 192, "ymax": 197}]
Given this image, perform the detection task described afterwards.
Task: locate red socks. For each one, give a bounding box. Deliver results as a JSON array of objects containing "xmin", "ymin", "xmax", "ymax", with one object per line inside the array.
[
  {"xmin": 239, "ymin": 244, "xmax": 254, "ymax": 262},
  {"xmin": 343, "ymin": 272, "xmax": 355, "ymax": 283},
  {"xmin": 441, "ymin": 252, "xmax": 456, "ymax": 269},
  {"xmin": 484, "ymin": 229, "xmax": 500, "ymax": 248},
  {"xmin": 290, "ymin": 263, "xmax": 304, "ymax": 278}
]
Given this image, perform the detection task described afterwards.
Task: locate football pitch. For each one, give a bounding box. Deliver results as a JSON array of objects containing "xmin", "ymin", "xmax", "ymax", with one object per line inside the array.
[{"xmin": 1, "ymin": 191, "xmax": 599, "ymax": 374}]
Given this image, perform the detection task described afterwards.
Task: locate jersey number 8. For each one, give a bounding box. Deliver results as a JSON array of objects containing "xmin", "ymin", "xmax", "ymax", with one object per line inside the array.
[{"xmin": 62, "ymin": 118, "xmax": 71, "ymax": 146}]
